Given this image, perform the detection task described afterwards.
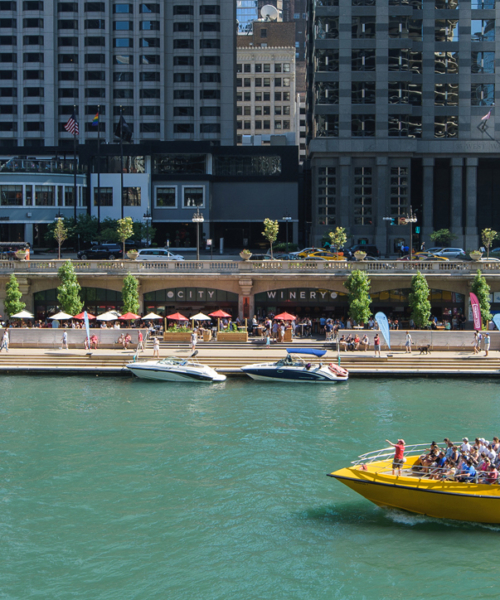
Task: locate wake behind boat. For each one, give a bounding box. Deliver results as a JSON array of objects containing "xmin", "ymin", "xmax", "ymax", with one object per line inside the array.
[
  {"xmin": 241, "ymin": 348, "xmax": 349, "ymax": 383},
  {"xmin": 329, "ymin": 443, "xmax": 500, "ymax": 524},
  {"xmin": 127, "ymin": 355, "xmax": 226, "ymax": 382}
]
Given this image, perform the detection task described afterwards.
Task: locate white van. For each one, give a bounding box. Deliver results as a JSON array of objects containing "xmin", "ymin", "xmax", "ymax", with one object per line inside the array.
[{"xmin": 136, "ymin": 249, "xmax": 184, "ymax": 261}]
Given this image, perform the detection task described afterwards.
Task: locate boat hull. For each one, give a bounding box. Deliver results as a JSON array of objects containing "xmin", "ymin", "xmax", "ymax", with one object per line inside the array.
[
  {"xmin": 127, "ymin": 364, "xmax": 226, "ymax": 382},
  {"xmin": 241, "ymin": 365, "xmax": 347, "ymax": 383},
  {"xmin": 330, "ymin": 460, "xmax": 500, "ymax": 523}
]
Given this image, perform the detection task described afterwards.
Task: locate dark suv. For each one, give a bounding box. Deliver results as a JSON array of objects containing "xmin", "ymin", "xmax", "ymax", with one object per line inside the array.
[
  {"xmin": 345, "ymin": 244, "xmax": 381, "ymax": 259},
  {"xmin": 77, "ymin": 244, "xmax": 123, "ymax": 260}
]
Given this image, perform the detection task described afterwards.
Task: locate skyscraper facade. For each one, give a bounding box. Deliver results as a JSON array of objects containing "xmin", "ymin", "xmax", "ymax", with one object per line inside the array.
[
  {"xmin": 0, "ymin": 0, "xmax": 236, "ymax": 147},
  {"xmin": 307, "ymin": 0, "xmax": 499, "ymax": 253}
]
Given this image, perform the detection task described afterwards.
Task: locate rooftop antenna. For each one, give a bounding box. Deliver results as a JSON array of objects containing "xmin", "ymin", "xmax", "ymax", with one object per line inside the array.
[{"xmin": 261, "ymin": 5, "xmax": 279, "ymax": 21}]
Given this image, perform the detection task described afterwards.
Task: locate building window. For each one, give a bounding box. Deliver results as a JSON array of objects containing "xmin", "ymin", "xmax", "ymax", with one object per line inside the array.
[
  {"xmin": 140, "ymin": 106, "xmax": 160, "ymax": 116},
  {"xmin": 352, "ymin": 114, "xmax": 375, "ymax": 137},
  {"xmin": 200, "ymin": 39, "xmax": 220, "ymax": 49},
  {"xmin": 352, "ymin": 16, "xmax": 376, "ymax": 39},
  {"xmin": 472, "ymin": 19, "xmax": 495, "ymax": 42},
  {"xmin": 244, "ymin": 121, "xmax": 251, "ymax": 130},
  {"xmin": 183, "ymin": 187, "xmax": 204, "ymax": 207},
  {"xmin": 316, "ymin": 81, "xmax": 339, "ymax": 104},
  {"xmin": 114, "ymin": 55, "xmax": 132, "ymax": 65},
  {"xmin": 201, "ymin": 90, "xmax": 220, "ymax": 100},
  {"xmin": 435, "ymin": 19, "xmax": 459, "ymax": 42},
  {"xmin": 173, "ymin": 5, "xmax": 193, "ymax": 15},
  {"xmin": 0, "ymin": 185, "xmax": 23, "ymax": 206},
  {"xmin": 24, "ymin": 52, "xmax": 43, "ymax": 62},
  {"xmin": 352, "ymin": 82, "xmax": 375, "ymax": 104},
  {"xmin": 352, "ymin": 49, "xmax": 376, "ymax": 71},
  {"xmin": 156, "ymin": 187, "xmax": 176, "ymax": 208},
  {"xmin": 200, "ymin": 73, "xmax": 220, "ymax": 83},
  {"xmin": 85, "ymin": 53, "xmax": 106, "ymax": 63},
  {"xmin": 389, "ymin": 17, "xmax": 422, "ymax": 41},
  {"xmin": 316, "ymin": 17, "xmax": 338, "ymax": 39},
  {"xmin": 122, "ymin": 187, "xmax": 141, "ymax": 206},
  {"xmin": 201, "ymin": 107, "xmax": 220, "ymax": 117},
  {"xmin": 174, "ymin": 123, "xmax": 194, "ymax": 133},
  {"xmin": 141, "ymin": 21, "xmax": 159, "ymax": 30},
  {"xmin": 388, "ymin": 49, "xmax": 422, "ymax": 73},
  {"xmin": 353, "ymin": 167, "xmax": 373, "ymax": 225},
  {"xmin": 200, "ymin": 124, "xmax": 220, "ymax": 133},
  {"xmin": 85, "ymin": 19, "xmax": 106, "ymax": 29},
  {"xmin": 316, "ymin": 49, "xmax": 339, "ymax": 72},
  {"xmin": 85, "ymin": 2, "xmax": 106, "ymax": 10},
  {"xmin": 140, "ymin": 38, "xmax": 160, "ymax": 47},
  {"xmin": 315, "ymin": 114, "xmax": 338, "ymax": 137},
  {"xmin": 114, "ymin": 4, "xmax": 133, "ymax": 13},
  {"xmin": 260, "ymin": 28, "xmax": 267, "ymax": 38},
  {"xmin": 140, "ymin": 72, "xmax": 160, "ymax": 82},
  {"xmin": 471, "ymin": 0, "xmax": 495, "ymax": 7},
  {"xmin": 435, "ymin": 51, "xmax": 458, "ymax": 74},
  {"xmin": 200, "ymin": 5, "xmax": 220, "ymax": 14},
  {"xmin": 200, "ymin": 22, "xmax": 219, "ymax": 32},
  {"xmin": 113, "ymin": 72, "xmax": 133, "ymax": 82},
  {"xmin": 174, "ymin": 22, "xmax": 193, "ymax": 32},
  {"xmin": 200, "ymin": 56, "xmax": 219, "ymax": 66},
  {"xmin": 85, "ymin": 88, "xmax": 105, "ymax": 98},
  {"xmin": 174, "ymin": 107, "xmax": 194, "ymax": 117},
  {"xmin": 390, "ymin": 167, "xmax": 409, "ymax": 218},
  {"xmin": 317, "ymin": 166, "xmax": 336, "ymax": 226},
  {"xmin": 472, "ymin": 51, "xmax": 494, "ymax": 73},
  {"xmin": 434, "ymin": 83, "xmax": 458, "ymax": 106},
  {"xmin": 174, "ymin": 39, "xmax": 194, "ymax": 49},
  {"xmin": 140, "ymin": 123, "xmax": 160, "ymax": 133},
  {"xmin": 471, "ymin": 83, "xmax": 494, "ymax": 106},
  {"xmin": 388, "ymin": 115, "xmax": 422, "ymax": 138},
  {"xmin": 113, "ymin": 106, "xmax": 133, "ymax": 116},
  {"xmin": 113, "ymin": 89, "xmax": 133, "ymax": 99},
  {"xmin": 35, "ymin": 185, "xmax": 55, "ymax": 206},
  {"xmin": 388, "ymin": 82, "xmax": 422, "ymax": 105},
  {"xmin": 93, "ymin": 187, "xmax": 112, "ymax": 206},
  {"xmin": 114, "ymin": 38, "xmax": 133, "ymax": 47},
  {"xmin": 244, "ymin": 64, "xmax": 251, "ymax": 73},
  {"xmin": 434, "ymin": 115, "xmax": 458, "ymax": 138},
  {"xmin": 174, "ymin": 73, "xmax": 194, "ymax": 83},
  {"xmin": 173, "ymin": 90, "xmax": 192, "ymax": 100}
]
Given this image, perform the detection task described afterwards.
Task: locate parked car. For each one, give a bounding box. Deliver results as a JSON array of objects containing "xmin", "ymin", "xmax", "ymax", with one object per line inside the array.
[
  {"xmin": 431, "ymin": 247, "xmax": 465, "ymax": 259},
  {"xmin": 249, "ymin": 254, "xmax": 279, "ymax": 261},
  {"xmin": 345, "ymin": 244, "xmax": 380, "ymax": 259},
  {"xmin": 289, "ymin": 247, "xmax": 322, "ymax": 258},
  {"xmin": 136, "ymin": 249, "xmax": 184, "ymax": 261},
  {"xmin": 305, "ymin": 250, "xmax": 345, "ymax": 261},
  {"xmin": 78, "ymin": 245, "xmax": 123, "ymax": 260}
]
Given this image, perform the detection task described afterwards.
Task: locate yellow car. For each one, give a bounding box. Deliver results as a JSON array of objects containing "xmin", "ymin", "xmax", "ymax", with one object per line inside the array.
[
  {"xmin": 293, "ymin": 247, "xmax": 322, "ymax": 258},
  {"xmin": 306, "ymin": 250, "xmax": 345, "ymax": 261}
]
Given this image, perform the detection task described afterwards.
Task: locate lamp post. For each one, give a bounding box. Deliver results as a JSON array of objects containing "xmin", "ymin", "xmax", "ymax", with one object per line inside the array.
[
  {"xmin": 192, "ymin": 209, "xmax": 204, "ymax": 261},
  {"xmin": 404, "ymin": 206, "xmax": 418, "ymax": 261},
  {"xmin": 283, "ymin": 213, "xmax": 292, "ymax": 253},
  {"xmin": 143, "ymin": 208, "xmax": 152, "ymax": 247}
]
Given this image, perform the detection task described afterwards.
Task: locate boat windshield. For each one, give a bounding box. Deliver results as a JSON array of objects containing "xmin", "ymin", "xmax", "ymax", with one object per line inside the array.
[
  {"xmin": 276, "ymin": 355, "xmax": 307, "ymax": 367},
  {"xmin": 158, "ymin": 357, "xmax": 185, "ymax": 366}
]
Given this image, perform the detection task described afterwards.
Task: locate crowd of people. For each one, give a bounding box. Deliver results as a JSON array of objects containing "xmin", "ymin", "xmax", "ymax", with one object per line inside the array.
[{"xmin": 388, "ymin": 437, "xmax": 500, "ymax": 484}]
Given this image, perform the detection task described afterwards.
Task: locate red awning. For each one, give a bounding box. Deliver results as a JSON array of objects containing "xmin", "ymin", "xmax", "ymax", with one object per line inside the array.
[
  {"xmin": 73, "ymin": 312, "xmax": 96, "ymax": 320},
  {"xmin": 273, "ymin": 312, "xmax": 297, "ymax": 321},
  {"xmin": 166, "ymin": 312, "xmax": 189, "ymax": 321},
  {"xmin": 119, "ymin": 312, "xmax": 141, "ymax": 320},
  {"xmin": 209, "ymin": 310, "xmax": 231, "ymax": 318}
]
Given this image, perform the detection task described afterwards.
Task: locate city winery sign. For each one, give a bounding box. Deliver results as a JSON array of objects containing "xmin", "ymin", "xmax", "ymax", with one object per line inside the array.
[
  {"xmin": 144, "ymin": 288, "xmax": 238, "ymax": 303},
  {"xmin": 255, "ymin": 288, "xmax": 345, "ymax": 304}
]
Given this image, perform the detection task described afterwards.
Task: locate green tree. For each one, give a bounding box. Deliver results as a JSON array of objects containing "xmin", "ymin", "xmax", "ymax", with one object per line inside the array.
[
  {"xmin": 53, "ymin": 218, "xmax": 68, "ymax": 260},
  {"xmin": 409, "ymin": 271, "xmax": 431, "ymax": 329},
  {"xmin": 344, "ymin": 270, "xmax": 371, "ymax": 325},
  {"xmin": 74, "ymin": 214, "xmax": 99, "ymax": 245},
  {"xmin": 471, "ymin": 269, "xmax": 492, "ymax": 327},
  {"xmin": 57, "ymin": 261, "xmax": 83, "ymax": 315},
  {"xmin": 328, "ymin": 227, "xmax": 348, "ymax": 252},
  {"xmin": 132, "ymin": 221, "xmax": 157, "ymax": 247},
  {"xmin": 262, "ymin": 218, "xmax": 279, "ymax": 258},
  {"xmin": 430, "ymin": 228, "xmax": 457, "ymax": 247},
  {"xmin": 97, "ymin": 217, "xmax": 119, "ymax": 243},
  {"xmin": 121, "ymin": 273, "xmax": 140, "ymax": 314},
  {"xmin": 4, "ymin": 273, "xmax": 26, "ymax": 317},
  {"xmin": 116, "ymin": 217, "xmax": 134, "ymax": 257},
  {"xmin": 481, "ymin": 228, "xmax": 498, "ymax": 258}
]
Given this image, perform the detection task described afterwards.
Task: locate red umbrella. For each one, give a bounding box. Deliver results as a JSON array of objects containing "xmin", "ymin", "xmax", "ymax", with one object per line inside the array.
[
  {"xmin": 119, "ymin": 312, "xmax": 140, "ymax": 320},
  {"xmin": 273, "ymin": 312, "xmax": 296, "ymax": 321},
  {"xmin": 166, "ymin": 312, "xmax": 189, "ymax": 321},
  {"xmin": 209, "ymin": 310, "xmax": 231, "ymax": 318},
  {"xmin": 73, "ymin": 312, "xmax": 96, "ymax": 320}
]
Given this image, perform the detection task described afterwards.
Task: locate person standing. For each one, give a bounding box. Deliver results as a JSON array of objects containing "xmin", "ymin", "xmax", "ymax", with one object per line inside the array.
[
  {"xmin": 0, "ymin": 329, "xmax": 9, "ymax": 353},
  {"xmin": 484, "ymin": 332, "xmax": 491, "ymax": 357},
  {"xmin": 386, "ymin": 439, "xmax": 405, "ymax": 476},
  {"xmin": 61, "ymin": 330, "xmax": 68, "ymax": 350},
  {"xmin": 374, "ymin": 333, "xmax": 381, "ymax": 358},
  {"xmin": 137, "ymin": 330, "xmax": 144, "ymax": 352},
  {"xmin": 190, "ymin": 329, "xmax": 198, "ymax": 353},
  {"xmin": 153, "ymin": 336, "xmax": 160, "ymax": 359},
  {"xmin": 473, "ymin": 331, "xmax": 480, "ymax": 354},
  {"xmin": 405, "ymin": 330, "xmax": 412, "ymax": 354}
]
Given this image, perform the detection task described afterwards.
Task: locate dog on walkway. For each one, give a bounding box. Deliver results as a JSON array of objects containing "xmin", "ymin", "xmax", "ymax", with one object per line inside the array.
[{"xmin": 418, "ymin": 344, "xmax": 431, "ymax": 355}]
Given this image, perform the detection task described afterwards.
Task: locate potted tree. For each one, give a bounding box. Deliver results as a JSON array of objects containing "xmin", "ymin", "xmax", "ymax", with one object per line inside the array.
[
  {"xmin": 353, "ymin": 250, "xmax": 367, "ymax": 261},
  {"xmin": 469, "ymin": 250, "xmax": 483, "ymax": 261},
  {"xmin": 127, "ymin": 249, "xmax": 139, "ymax": 260}
]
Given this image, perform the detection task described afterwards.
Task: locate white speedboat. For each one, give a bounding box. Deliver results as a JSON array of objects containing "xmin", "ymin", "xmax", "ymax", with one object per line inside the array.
[
  {"xmin": 127, "ymin": 355, "xmax": 226, "ymax": 382},
  {"xmin": 240, "ymin": 348, "xmax": 349, "ymax": 383}
]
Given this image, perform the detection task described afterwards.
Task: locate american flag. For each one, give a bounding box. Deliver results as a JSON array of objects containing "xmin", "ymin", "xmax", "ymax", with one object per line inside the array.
[{"xmin": 64, "ymin": 113, "xmax": 79, "ymax": 135}]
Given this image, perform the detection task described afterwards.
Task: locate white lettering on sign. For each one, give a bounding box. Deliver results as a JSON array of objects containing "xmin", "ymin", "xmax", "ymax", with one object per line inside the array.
[
  {"xmin": 178, "ymin": 291, "xmax": 184, "ymax": 298},
  {"xmin": 320, "ymin": 292, "xmax": 327, "ymax": 299},
  {"xmin": 267, "ymin": 291, "xmax": 276, "ymax": 298},
  {"xmin": 310, "ymin": 292, "xmax": 316, "ymax": 299},
  {"xmin": 330, "ymin": 292, "xmax": 337, "ymax": 299},
  {"xmin": 189, "ymin": 290, "xmax": 193, "ymax": 299},
  {"xmin": 290, "ymin": 292, "xmax": 296, "ymax": 299},
  {"xmin": 208, "ymin": 291, "xmax": 215, "ymax": 298},
  {"xmin": 300, "ymin": 292, "xmax": 306, "ymax": 299},
  {"xmin": 198, "ymin": 291, "xmax": 204, "ymax": 298},
  {"xmin": 167, "ymin": 291, "xmax": 174, "ymax": 298}
]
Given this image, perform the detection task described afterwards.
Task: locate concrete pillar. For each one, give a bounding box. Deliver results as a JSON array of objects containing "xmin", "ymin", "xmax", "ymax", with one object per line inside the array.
[
  {"xmin": 465, "ymin": 158, "xmax": 478, "ymax": 251},
  {"xmin": 24, "ymin": 223, "xmax": 34, "ymax": 246},
  {"xmin": 238, "ymin": 278, "xmax": 253, "ymax": 321},
  {"xmin": 422, "ymin": 158, "xmax": 434, "ymax": 246},
  {"xmin": 375, "ymin": 156, "xmax": 388, "ymax": 255},
  {"xmin": 338, "ymin": 156, "xmax": 351, "ymax": 231},
  {"xmin": 450, "ymin": 158, "xmax": 464, "ymax": 246}
]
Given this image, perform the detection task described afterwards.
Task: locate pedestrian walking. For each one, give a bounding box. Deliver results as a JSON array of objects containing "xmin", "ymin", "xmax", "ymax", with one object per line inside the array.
[
  {"xmin": 473, "ymin": 331, "xmax": 480, "ymax": 354},
  {"xmin": 374, "ymin": 333, "xmax": 381, "ymax": 358},
  {"xmin": 191, "ymin": 329, "xmax": 198, "ymax": 353},
  {"xmin": 405, "ymin": 330, "xmax": 412, "ymax": 354},
  {"xmin": 137, "ymin": 330, "xmax": 144, "ymax": 352},
  {"xmin": 153, "ymin": 336, "xmax": 160, "ymax": 358},
  {"xmin": 0, "ymin": 329, "xmax": 9, "ymax": 353},
  {"xmin": 484, "ymin": 332, "xmax": 491, "ymax": 357},
  {"xmin": 61, "ymin": 330, "xmax": 68, "ymax": 350}
]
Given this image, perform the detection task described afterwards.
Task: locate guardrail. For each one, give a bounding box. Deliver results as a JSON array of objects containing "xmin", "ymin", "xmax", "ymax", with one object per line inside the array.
[{"xmin": 1, "ymin": 259, "xmax": 500, "ymax": 275}]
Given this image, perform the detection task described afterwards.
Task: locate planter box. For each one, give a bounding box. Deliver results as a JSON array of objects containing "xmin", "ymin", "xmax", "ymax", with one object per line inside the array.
[
  {"xmin": 217, "ymin": 332, "xmax": 248, "ymax": 342},
  {"xmin": 163, "ymin": 332, "xmax": 192, "ymax": 342},
  {"xmin": 202, "ymin": 330, "xmax": 212, "ymax": 342}
]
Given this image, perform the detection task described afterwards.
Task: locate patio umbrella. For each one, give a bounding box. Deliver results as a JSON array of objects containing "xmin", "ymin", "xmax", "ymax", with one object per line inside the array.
[
  {"xmin": 142, "ymin": 312, "xmax": 163, "ymax": 320},
  {"xmin": 96, "ymin": 310, "xmax": 121, "ymax": 321},
  {"xmin": 273, "ymin": 312, "xmax": 296, "ymax": 321},
  {"xmin": 50, "ymin": 311, "xmax": 74, "ymax": 320},
  {"xmin": 166, "ymin": 312, "xmax": 189, "ymax": 321},
  {"xmin": 209, "ymin": 310, "xmax": 231, "ymax": 318},
  {"xmin": 190, "ymin": 312, "xmax": 212, "ymax": 321},
  {"xmin": 73, "ymin": 312, "xmax": 96, "ymax": 320},
  {"xmin": 119, "ymin": 312, "xmax": 140, "ymax": 321},
  {"xmin": 10, "ymin": 310, "xmax": 34, "ymax": 319}
]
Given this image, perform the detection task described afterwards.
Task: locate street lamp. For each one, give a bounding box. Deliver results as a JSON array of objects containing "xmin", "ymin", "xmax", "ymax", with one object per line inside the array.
[
  {"xmin": 402, "ymin": 206, "xmax": 418, "ymax": 261},
  {"xmin": 192, "ymin": 209, "xmax": 204, "ymax": 261},
  {"xmin": 143, "ymin": 208, "xmax": 152, "ymax": 247},
  {"xmin": 283, "ymin": 213, "xmax": 292, "ymax": 253}
]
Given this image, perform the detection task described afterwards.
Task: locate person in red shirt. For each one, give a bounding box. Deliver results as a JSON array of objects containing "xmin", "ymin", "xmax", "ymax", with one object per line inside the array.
[{"xmin": 386, "ymin": 438, "xmax": 405, "ymax": 476}]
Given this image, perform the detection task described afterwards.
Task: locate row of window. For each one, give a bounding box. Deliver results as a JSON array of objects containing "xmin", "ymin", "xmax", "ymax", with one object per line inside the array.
[
  {"xmin": 237, "ymin": 63, "xmax": 291, "ymax": 74},
  {"xmin": 91, "ymin": 186, "xmax": 207, "ymax": 209},
  {"xmin": 0, "ymin": 3, "xmax": 163, "ymax": 13},
  {"xmin": 314, "ymin": 114, "xmax": 461, "ymax": 138},
  {"xmin": 314, "ymin": 82, "xmax": 495, "ymax": 106},
  {"xmin": 0, "ymin": 53, "xmax": 163, "ymax": 64},
  {"xmin": 0, "ymin": 36, "xmax": 222, "ymax": 49},
  {"xmin": 237, "ymin": 91, "xmax": 292, "ymax": 102},
  {"xmin": 237, "ymin": 106, "xmax": 292, "ymax": 116},
  {"xmin": 316, "ymin": 0, "xmax": 495, "ymax": 7},
  {"xmin": 316, "ymin": 49, "xmax": 494, "ymax": 74},
  {"xmin": 316, "ymin": 17, "xmax": 494, "ymax": 42},
  {"xmin": 0, "ymin": 87, "xmax": 168, "ymax": 98},
  {"xmin": 0, "ymin": 184, "xmax": 83, "ymax": 207},
  {"xmin": 237, "ymin": 78, "xmax": 292, "ymax": 88},
  {"xmin": 237, "ymin": 120, "xmax": 291, "ymax": 131}
]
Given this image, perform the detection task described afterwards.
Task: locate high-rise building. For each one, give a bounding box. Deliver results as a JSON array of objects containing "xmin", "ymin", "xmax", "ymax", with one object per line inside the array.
[
  {"xmin": 306, "ymin": 0, "xmax": 499, "ymax": 252},
  {"xmin": 237, "ymin": 0, "xmax": 259, "ymax": 34},
  {"xmin": 0, "ymin": 0, "xmax": 236, "ymax": 147}
]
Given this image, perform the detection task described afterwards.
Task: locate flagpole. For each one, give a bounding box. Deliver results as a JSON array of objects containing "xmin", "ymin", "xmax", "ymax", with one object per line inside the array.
[
  {"xmin": 97, "ymin": 105, "xmax": 101, "ymax": 231},
  {"xmin": 73, "ymin": 103, "xmax": 77, "ymax": 223},
  {"xmin": 120, "ymin": 105, "xmax": 124, "ymax": 219}
]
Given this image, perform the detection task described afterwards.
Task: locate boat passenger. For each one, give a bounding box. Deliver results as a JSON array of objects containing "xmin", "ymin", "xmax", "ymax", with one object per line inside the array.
[
  {"xmin": 444, "ymin": 441, "xmax": 455, "ymax": 461},
  {"xmin": 430, "ymin": 452, "xmax": 447, "ymax": 479},
  {"xmin": 461, "ymin": 437, "xmax": 471, "ymax": 454},
  {"xmin": 487, "ymin": 444, "xmax": 497, "ymax": 462},
  {"xmin": 385, "ymin": 438, "xmax": 405, "ymax": 476},
  {"xmin": 486, "ymin": 463, "xmax": 499, "ymax": 485},
  {"xmin": 442, "ymin": 460, "xmax": 457, "ymax": 481},
  {"xmin": 492, "ymin": 437, "xmax": 500, "ymax": 452}
]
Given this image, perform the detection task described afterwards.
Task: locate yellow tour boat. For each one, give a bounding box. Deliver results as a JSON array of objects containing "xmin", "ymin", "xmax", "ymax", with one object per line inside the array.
[{"xmin": 328, "ymin": 444, "xmax": 500, "ymax": 524}]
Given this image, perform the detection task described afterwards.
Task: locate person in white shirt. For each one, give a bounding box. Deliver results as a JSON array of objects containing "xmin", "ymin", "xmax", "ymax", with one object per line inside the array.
[
  {"xmin": 487, "ymin": 444, "xmax": 497, "ymax": 462},
  {"xmin": 461, "ymin": 437, "xmax": 471, "ymax": 454}
]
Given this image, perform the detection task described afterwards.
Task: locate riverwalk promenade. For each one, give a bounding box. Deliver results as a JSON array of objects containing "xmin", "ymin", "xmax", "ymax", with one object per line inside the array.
[{"xmin": 1, "ymin": 344, "xmax": 500, "ymax": 377}]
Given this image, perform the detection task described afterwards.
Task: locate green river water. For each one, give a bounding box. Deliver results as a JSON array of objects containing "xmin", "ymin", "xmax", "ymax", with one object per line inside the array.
[{"xmin": 1, "ymin": 375, "xmax": 499, "ymax": 599}]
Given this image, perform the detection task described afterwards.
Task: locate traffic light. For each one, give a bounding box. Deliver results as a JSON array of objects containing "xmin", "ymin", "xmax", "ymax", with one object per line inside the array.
[{"xmin": 415, "ymin": 226, "xmax": 421, "ymax": 234}]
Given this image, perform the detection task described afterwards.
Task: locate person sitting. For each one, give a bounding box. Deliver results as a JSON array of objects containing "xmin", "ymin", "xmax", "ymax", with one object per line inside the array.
[
  {"xmin": 430, "ymin": 452, "xmax": 447, "ymax": 479},
  {"xmin": 339, "ymin": 335, "xmax": 347, "ymax": 351},
  {"xmin": 346, "ymin": 334, "xmax": 355, "ymax": 351},
  {"xmin": 478, "ymin": 458, "xmax": 491, "ymax": 483},
  {"xmin": 442, "ymin": 460, "xmax": 457, "ymax": 481},
  {"xmin": 354, "ymin": 335, "xmax": 360, "ymax": 350},
  {"xmin": 124, "ymin": 333, "xmax": 132, "ymax": 349},
  {"xmin": 90, "ymin": 334, "xmax": 99, "ymax": 350},
  {"xmin": 117, "ymin": 333, "xmax": 125, "ymax": 347},
  {"xmin": 361, "ymin": 334, "xmax": 369, "ymax": 351},
  {"xmin": 485, "ymin": 462, "xmax": 499, "ymax": 485}
]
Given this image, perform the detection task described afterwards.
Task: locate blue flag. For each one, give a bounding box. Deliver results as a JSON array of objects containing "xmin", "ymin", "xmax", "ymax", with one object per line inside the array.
[
  {"xmin": 375, "ymin": 311, "xmax": 390, "ymax": 349},
  {"xmin": 84, "ymin": 311, "xmax": 91, "ymax": 348},
  {"xmin": 493, "ymin": 314, "xmax": 500, "ymax": 331}
]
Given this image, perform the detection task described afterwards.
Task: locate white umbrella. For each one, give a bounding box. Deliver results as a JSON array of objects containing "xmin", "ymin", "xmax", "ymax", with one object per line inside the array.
[
  {"xmin": 96, "ymin": 310, "xmax": 121, "ymax": 321},
  {"xmin": 11, "ymin": 310, "xmax": 34, "ymax": 319},
  {"xmin": 50, "ymin": 311, "xmax": 73, "ymax": 320},
  {"xmin": 190, "ymin": 312, "xmax": 212, "ymax": 321},
  {"xmin": 142, "ymin": 312, "xmax": 163, "ymax": 320}
]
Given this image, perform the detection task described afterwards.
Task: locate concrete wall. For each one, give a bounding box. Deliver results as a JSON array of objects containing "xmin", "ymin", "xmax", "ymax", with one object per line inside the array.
[{"xmin": 6, "ymin": 328, "xmax": 143, "ymax": 349}]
